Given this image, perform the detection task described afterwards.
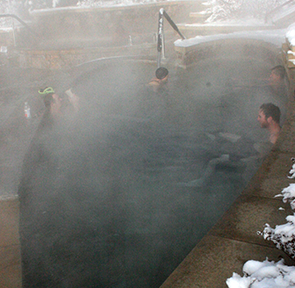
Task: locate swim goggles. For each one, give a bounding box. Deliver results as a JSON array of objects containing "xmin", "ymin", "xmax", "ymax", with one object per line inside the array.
[{"xmin": 38, "ymin": 87, "xmax": 55, "ymax": 95}]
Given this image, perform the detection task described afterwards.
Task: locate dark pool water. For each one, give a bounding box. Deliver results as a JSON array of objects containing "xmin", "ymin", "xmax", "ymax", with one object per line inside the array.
[{"xmin": 19, "ymin": 56, "xmax": 288, "ymax": 287}]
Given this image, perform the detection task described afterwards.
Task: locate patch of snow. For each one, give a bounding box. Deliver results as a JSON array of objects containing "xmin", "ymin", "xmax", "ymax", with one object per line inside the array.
[
  {"xmin": 174, "ymin": 29, "xmax": 287, "ymax": 48},
  {"xmin": 286, "ymin": 23, "xmax": 295, "ymax": 46},
  {"xmin": 226, "ymin": 272, "xmax": 254, "ymax": 288},
  {"xmin": 229, "ymin": 148, "xmax": 295, "ymax": 287},
  {"xmin": 262, "ymin": 215, "xmax": 295, "ymax": 259},
  {"xmin": 0, "ymin": 27, "xmax": 13, "ymax": 32},
  {"xmin": 227, "ymin": 259, "xmax": 295, "ymax": 288},
  {"xmin": 275, "ymin": 183, "xmax": 295, "ymax": 203}
]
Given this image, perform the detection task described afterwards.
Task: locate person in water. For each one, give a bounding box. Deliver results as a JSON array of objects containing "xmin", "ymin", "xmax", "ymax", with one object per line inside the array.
[
  {"xmin": 143, "ymin": 66, "xmax": 171, "ymax": 120},
  {"xmin": 179, "ymin": 103, "xmax": 281, "ymax": 188},
  {"xmin": 148, "ymin": 67, "xmax": 169, "ymax": 92},
  {"xmin": 268, "ymin": 65, "xmax": 286, "ymax": 94},
  {"xmin": 257, "ymin": 102, "xmax": 281, "ymax": 145},
  {"xmin": 38, "ymin": 86, "xmax": 63, "ymax": 117},
  {"xmin": 249, "ymin": 102, "xmax": 281, "ymax": 171}
]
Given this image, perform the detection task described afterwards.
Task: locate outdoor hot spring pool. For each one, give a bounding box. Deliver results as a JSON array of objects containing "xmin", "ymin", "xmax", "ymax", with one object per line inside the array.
[{"xmin": 19, "ymin": 55, "xmax": 288, "ymax": 287}]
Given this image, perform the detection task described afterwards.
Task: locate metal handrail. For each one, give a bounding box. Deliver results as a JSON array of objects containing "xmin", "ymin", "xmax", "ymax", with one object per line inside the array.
[
  {"xmin": 0, "ymin": 14, "xmax": 39, "ymax": 47},
  {"xmin": 157, "ymin": 8, "xmax": 185, "ymax": 67},
  {"xmin": 0, "ymin": 14, "xmax": 39, "ymax": 36}
]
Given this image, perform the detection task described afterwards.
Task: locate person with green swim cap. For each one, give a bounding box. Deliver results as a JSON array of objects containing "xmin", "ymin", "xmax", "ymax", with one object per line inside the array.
[{"xmin": 38, "ymin": 86, "xmax": 63, "ymax": 117}]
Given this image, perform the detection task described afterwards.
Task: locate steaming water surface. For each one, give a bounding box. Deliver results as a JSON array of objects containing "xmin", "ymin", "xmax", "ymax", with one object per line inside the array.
[{"xmin": 19, "ymin": 57, "xmax": 288, "ymax": 287}]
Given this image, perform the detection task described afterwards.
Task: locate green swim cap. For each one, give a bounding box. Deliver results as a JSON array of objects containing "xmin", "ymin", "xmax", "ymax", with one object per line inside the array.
[{"xmin": 38, "ymin": 87, "xmax": 55, "ymax": 95}]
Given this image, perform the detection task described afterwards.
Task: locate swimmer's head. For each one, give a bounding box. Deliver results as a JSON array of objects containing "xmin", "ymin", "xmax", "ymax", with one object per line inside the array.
[
  {"xmin": 38, "ymin": 86, "xmax": 62, "ymax": 112},
  {"xmin": 155, "ymin": 67, "xmax": 169, "ymax": 80},
  {"xmin": 269, "ymin": 65, "xmax": 286, "ymax": 88},
  {"xmin": 259, "ymin": 103, "xmax": 280, "ymax": 124}
]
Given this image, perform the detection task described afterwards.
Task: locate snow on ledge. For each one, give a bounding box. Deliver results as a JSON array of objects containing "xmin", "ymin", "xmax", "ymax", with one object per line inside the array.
[
  {"xmin": 226, "ymin": 259, "xmax": 295, "ymax": 288},
  {"xmin": 174, "ymin": 29, "xmax": 287, "ymax": 48}
]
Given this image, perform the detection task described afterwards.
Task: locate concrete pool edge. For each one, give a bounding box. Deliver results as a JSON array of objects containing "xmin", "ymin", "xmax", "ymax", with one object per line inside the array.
[
  {"xmin": 0, "ymin": 197, "xmax": 22, "ymax": 288},
  {"xmin": 160, "ymin": 59, "xmax": 295, "ymax": 287}
]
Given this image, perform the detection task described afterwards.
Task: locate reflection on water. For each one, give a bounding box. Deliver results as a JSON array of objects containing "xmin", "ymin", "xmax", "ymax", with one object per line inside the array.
[{"xmin": 19, "ymin": 57, "xmax": 287, "ymax": 287}]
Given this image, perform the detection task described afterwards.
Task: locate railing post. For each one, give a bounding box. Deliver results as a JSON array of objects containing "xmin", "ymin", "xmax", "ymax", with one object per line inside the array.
[
  {"xmin": 157, "ymin": 8, "xmax": 185, "ymax": 67},
  {"xmin": 157, "ymin": 8, "xmax": 164, "ymax": 67},
  {"xmin": 11, "ymin": 17, "xmax": 16, "ymax": 47}
]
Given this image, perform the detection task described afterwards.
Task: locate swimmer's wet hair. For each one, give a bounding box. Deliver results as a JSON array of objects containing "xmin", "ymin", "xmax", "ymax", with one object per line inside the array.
[
  {"xmin": 155, "ymin": 67, "xmax": 169, "ymax": 80},
  {"xmin": 260, "ymin": 103, "xmax": 281, "ymax": 124}
]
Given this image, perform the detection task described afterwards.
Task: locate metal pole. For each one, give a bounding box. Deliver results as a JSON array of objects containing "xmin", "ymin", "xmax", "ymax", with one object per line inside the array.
[
  {"xmin": 162, "ymin": 26, "xmax": 166, "ymax": 62},
  {"xmin": 0, "ymin": 14, "xmax": 40, "ymax": 38},
  {"xmin": 163, "ymin": 10, "xmax": 185, "ymax": 40},
  {"xmin": 11, "ymin": 17, "xmax": 16, "ymax": 47},
  {"xmin": 156, "ymin": 8, "xmax": 186, "ymax": 67},
  {"xmin": 157, "ymin": 9, "xmax": 164, "ymax": 68}
]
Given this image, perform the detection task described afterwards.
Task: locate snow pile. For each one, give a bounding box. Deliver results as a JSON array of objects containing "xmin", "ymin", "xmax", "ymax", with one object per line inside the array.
[
  {"xmin": 263, "ymin": 214, "xmax": 295, "ymax": 259},
  {"xmin": 226, "ymin": 259, "xmax": 295, "ymax": 287},
  {"xmin": 174, "ymin": 29, "xmax": 286, "ymax": 48},
  {"xmin": 227, "ymin": 156, "xmax": 295, "ymax": 287},
  {"xmin": 76, "ymin": 0, "xmax": 163, "ymax": 8},
  {"xmin": 202, "ymin": 0, "xmax": 289, "ymax": 23},
  {"xmin": 259, "ymin": 158, "xmax": 295, "ymax": 259},
  {"xmin": 275, "ymin": 183, "xmax": 295, "ymax": 210},
  {"xmin": 287, "ymin": 158, "xmax": 295, "ymax": 179}
]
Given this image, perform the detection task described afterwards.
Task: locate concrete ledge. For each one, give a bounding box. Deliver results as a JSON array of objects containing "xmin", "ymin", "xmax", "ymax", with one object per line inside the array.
[
  {"xmin": 176, "ymin": 23, "xmax": 276, "ymax": 39},
  {"xmin": 174, "ymin": 37, "xmax": 283, "ymax": 69},
  {"xmin": 210, "ymin": 195, "xmax": 294, "ymax": 245},
  {"xmin": 0, "ymin": 198, "xmax": 22, "ymax": 288},
  {"xmin": 161, "ymin": 158, "xmax": 295, "ymax": 287},
  {"xmin": 160, "ymin": 235, "xmax": 294, "ymax": 288},
  {"xmin": 18, "ymin": 43, "xmax": 159, "ymax": 69}
]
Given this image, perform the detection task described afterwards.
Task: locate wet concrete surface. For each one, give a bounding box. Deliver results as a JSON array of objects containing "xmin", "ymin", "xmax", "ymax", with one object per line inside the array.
[
  {"xmin": 160, "ymin": 235, "xmax": 295, "ymax": 288},
  {"xmin": 0, "ymin": 199, "xmax": 22, "ymax": 288}
]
